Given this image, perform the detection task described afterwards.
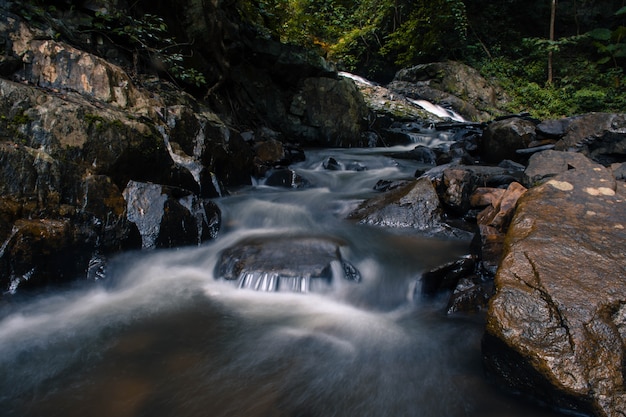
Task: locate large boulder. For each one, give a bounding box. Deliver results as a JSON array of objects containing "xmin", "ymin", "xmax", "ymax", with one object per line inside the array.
[
  {"xmin": 286, "ymin": 76, "xmax": 370, "ymax": 147},
  {"xmin": 553, "ymin": 113, "xmax": 626, "ymax": 166},
  {"xmin": 390, "ymin": 61, "xmax": 510, "ymax": 122},
  {"xmin": 483, "ymin": 157, "xmax": 626, "ymax": 416},
  {"xmin": 226, "ymin": 38, "xmax": 371, "ymax": 147},
  {"xmin": 480, "ymin": 117, "xmax": 537, "ymax": 163}
]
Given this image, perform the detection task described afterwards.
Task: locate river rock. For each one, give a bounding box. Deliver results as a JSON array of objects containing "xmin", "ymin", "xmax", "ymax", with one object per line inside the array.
[
  {"xmin": 342, "ymin": 74, "xmax": 438, "ymax": 124},
  {"xmin": 287, "ymin": 76, "xmax": 370, "ymax": 147},
  {"xmin": 17, "ymin": 40, "xmax": 151, "ymax": 109},
  {"xmin": 522, "ymin": 149, "xmax": 599, "ymax": 187},
  {"xmin": 480, "ymin": 117, "xmax": 537, "ymax": 163},
  {"xmin": 420, "ymin": 256, "xmax": 476, "ymax": 296},
  {"xmin": 536, "ymin": 118, "xmax": 571, "ymax": 139},
  {"xmin": 0, "ymin": 219, "xmax": 74, "ymax": 292},
  {"xmin": 215, "ymin": 235, "xmax": 361, "ymax": 292},
  {"xmin": 483, "ymin": 158, "xmax": 626, "ymax": 417},
  {"xmin": 553, "ymin": 113, "xmax": 626, "ymax": 166},
  {"xmin": 386, "ymin": 145, "xmax": 437, "ymax": 165},
  {"xmin": 613, "ymin": 162, "xmax": 626, "ymax": 180},
  {"xmin": 476, "ymin": 182, "xmax": 526, "ymax": 232},
  {"xmin": 446, "ymin": 275, "xmax": 493, "ymax": 314},
  {"xmin": 264, "ymin": 169, "xmax": 310, "ymax": 188},
  {"xmin": 432, "ymin": 165, "xmax": 522, "ymax": 216},
  {"xmin": 469, "ymin": 187, "xmax": 506, "ymax": 208},
  {"xmin": 122, "ymin": 181, "xmax": 220, "ymax": 249},
  {"xmin": 347, "ymin": 177, "xmax": 448, "ymax": 233}
]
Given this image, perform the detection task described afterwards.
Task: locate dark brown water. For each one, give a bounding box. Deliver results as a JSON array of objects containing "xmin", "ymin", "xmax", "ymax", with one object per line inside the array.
[{"xmin": 0, "ymin": 146, "xmax": 568, "ymax": 417}]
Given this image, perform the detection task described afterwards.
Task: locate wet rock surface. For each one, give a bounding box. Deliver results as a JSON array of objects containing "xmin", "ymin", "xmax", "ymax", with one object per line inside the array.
[
  {"xmin": 480, "ymin": 117, "xmax": 537, "ymax": 163},
  {"xmin": 215, "ymin": 235, "xmax": 361, "ymax": 292},
  {"xmin": 483, "ymin": 160, "xmax": 626, "ymax": 417},
  {"xmin": 553, "ymin": 113, "xmax": 626, "ymax": 166},
  {"xmin": 347, "ymin": 177, "xmax": 447, "ymax": 233}
]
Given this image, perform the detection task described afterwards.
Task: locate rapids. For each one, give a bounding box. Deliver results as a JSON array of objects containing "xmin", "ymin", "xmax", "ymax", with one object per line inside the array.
[{"xmin": 0, "ymin": 143, "xmax": 565, "ymax": 417}]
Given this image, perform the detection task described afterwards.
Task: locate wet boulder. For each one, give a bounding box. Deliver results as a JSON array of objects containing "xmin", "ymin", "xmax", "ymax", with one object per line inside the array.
[
  {"xmin": 476, "ymin": 182, "xmax": 526, "ymax": 232},
  {"xmin": 483, "ymin": 158, "xmax": 626, "ymax": 417},
  {"xmin": 215, "ymin": 235, "xmax": 361, "ymax": 292},
  {"xmin": 480, "ymin": 117, "xmax": 537, "ymax": 163},
  {"xmin": 77, "ymin": 174, "xmax": 141, "ymax": 252},
  {"xmin": 522, "ymin": 149, "xmax": 599, "ymax": 187},
  {"xmin": 553, "ymin": 113, "xmax": 626, "ymax": 166},
  {"xmin": 16, "ymin": 39, "xmax": 151, "ymax": 110},
  {"xmin": 338, "ymin": 72, "xmax": 437, "ymax": 124},
  {"xmin": 0, "ymin": 219, "xmax": 91, "ymax": 293},
  {"xmin": 420, "ymin": 256, "xmax": 476, "ymax": 296},
  {"xmin": 386, "ymin": 145, "xmax": 437, "ymax": 165},
  {"xmin": 536, "ymin": 118, "xmax": 571, "ymax": 139},
  {"xmin": 472, "ymin": 182, "xmax": 527, "ymax": 280},
  {"xmin": 446, "ymin": 274, "xmax": 493, "ymax": 314},
  {"xmin": 323, "ymin": 157, "xmax": 342, "ymax": 171},
  {"xmin": 348, "ymin": 177, "xmax": 450, "ymax": 233},
  {"xmin": 122, "ymin": 181, "xmax": 221, "ymax": 249}
]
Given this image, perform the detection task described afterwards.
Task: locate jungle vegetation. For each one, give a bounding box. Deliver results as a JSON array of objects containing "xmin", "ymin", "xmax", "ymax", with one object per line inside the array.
[{"xmin": 243, "ymin": 0, "xmax": 626, "ymax": 117}]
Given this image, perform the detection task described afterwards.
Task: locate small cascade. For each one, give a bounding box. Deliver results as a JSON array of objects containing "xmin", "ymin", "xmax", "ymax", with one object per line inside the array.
[
  {"xmin": 237, "ymin": 272, "xmax": 322, "ymax": 293},
  {"xmin": 0, "ymin": 225, "xmax": 18, "ymax": 258},
  {"xmin": 157, "ymin": 125, "xmax": 204, "ymax": 187},
  {"xmin": 8, "ymin": 268, "xmax": 34, "ymax": 295},
  {"xmin": 407, "ymin": 98, "xmax": 466, "ymax": 122},
  {"xmin": 338, "ymin": 71, "xmax": 378, "ymax": 86},
  {"xmin": 338, "ymin": 71, "xmax": 466, "ymax": 123}
]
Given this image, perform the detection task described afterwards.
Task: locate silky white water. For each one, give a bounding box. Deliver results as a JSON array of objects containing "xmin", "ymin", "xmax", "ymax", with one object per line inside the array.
[{"xmin": 0, "ymin": 146, "xmax": 564, "ymax": 417}]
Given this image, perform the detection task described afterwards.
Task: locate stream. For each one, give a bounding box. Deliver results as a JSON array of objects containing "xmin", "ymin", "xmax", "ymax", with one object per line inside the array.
[{"xmin": 0, "ymin": 138, "xmax": 566, "ymax": 416}]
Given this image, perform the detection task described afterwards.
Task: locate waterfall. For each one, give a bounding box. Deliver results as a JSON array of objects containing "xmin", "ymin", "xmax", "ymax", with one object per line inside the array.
[{"xmin": 406, "ymin": 98, "xmax": 465, "ymax": 122}]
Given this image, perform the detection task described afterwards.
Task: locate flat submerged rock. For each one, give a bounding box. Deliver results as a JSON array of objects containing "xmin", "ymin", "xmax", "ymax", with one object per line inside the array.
[{"xmin": 214, "ymin": 235, "xmax": 361, "ymax": 292}]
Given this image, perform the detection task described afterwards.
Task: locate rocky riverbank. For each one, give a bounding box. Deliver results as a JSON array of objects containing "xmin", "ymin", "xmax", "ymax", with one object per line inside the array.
[{"xmin": 1, "ymin": 2, "xmax": 626, "ymax": 416}]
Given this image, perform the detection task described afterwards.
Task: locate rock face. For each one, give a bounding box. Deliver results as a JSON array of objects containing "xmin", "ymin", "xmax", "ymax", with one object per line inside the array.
[
  {"xmin": 0, "ymin": 2, "xmax": 380, "ymax": 293},
  {"xmin": 226, "ymin": 38, "xmax": 371, "ymax": 147},
  {"xmin": 483, "ymin": 157, "xmax": 626, "ymax": 417}
]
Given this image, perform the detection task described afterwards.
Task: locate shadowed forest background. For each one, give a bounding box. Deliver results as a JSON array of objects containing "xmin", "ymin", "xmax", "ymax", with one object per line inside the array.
[{"xmin": 13, "ymin": 0, "xmax": 626, "ymax": 118}]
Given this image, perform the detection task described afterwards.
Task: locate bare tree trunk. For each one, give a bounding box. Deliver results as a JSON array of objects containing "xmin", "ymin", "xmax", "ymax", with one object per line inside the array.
[{"xmin": 548, "ymin": 0, "xmax": 557, "ymax": 84}]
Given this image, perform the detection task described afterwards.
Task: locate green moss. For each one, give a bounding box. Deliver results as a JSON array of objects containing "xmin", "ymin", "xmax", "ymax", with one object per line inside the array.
[
  {"xmin": 12, "ymin": 112, "xmax": 32, "ymax": 125},
  {"xmin": 84, "ymin": 114, "xmax": 127, "ymax": 134}
]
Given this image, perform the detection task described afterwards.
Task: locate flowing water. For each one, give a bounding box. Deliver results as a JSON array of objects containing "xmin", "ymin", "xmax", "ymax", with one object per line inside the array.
[{"xmin": 0, "ymin": 141, "xmax": 565, "ymax": 417}]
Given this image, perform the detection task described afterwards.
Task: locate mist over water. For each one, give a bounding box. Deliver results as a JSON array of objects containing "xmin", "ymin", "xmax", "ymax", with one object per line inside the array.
[{"xmin": 0, "ymin": 146, "xmax": 564, "ymax": 417}]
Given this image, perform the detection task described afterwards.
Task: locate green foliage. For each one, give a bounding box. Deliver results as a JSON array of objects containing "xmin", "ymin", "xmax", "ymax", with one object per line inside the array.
[
  {"xmin": 588, "ymin": 24, "xmax": 626, "ymax": 67},
  {"xmin": 92, "ymin": 11, "xmax": 206, "ymax": 87},
  {"xmin": 480, "ymin": 56, "xmax": 625, "ymax": 118},
  {"xmin": 380, "ymin": 0, "xmax": 467, "ymax": 66}
]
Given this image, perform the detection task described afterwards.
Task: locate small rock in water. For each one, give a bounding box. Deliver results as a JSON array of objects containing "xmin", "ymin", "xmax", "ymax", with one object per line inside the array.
[
  {"xmin": 265, "ymin": 169, "xmax": 310, "ymax": 188},
  {"xmin": 323, "ymin": 157, "xmax": 342, "ymax": 170}
]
